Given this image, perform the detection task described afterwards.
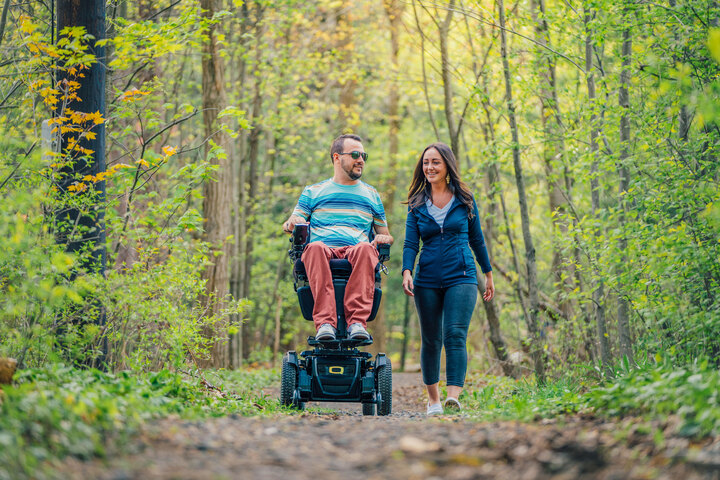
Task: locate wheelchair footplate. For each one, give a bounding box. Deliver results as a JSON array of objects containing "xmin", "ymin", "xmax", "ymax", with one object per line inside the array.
[{"xmin": 307, "ymin": 335, "xmax": 374, "ymax": 349}]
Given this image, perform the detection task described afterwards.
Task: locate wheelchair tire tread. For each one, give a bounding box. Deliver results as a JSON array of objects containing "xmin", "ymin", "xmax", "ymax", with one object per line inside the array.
[
  {"xmin": 377, "ymin": 361, "xmax": 392, "ymax": 416},
  {"xmin": 280, "ymin": 354, "xmax": 296, "ymax": 407}
]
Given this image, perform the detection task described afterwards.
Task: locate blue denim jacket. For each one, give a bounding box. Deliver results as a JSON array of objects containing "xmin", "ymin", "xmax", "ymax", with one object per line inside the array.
[{"xmin": 402, "ymin": 195, "xmax": 492, "ymax": 288}]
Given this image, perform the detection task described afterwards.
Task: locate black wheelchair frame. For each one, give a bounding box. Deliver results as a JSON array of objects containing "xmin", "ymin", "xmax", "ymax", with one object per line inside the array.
[{"xmin": 280, "ymin": 224, "xmax": 392, "ymax": 416}]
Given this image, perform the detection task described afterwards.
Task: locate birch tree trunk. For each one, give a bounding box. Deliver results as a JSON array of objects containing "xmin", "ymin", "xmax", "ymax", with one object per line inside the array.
[{"xmin": 497, "ymin": 0, "xmax": 545, "ymax": 385}]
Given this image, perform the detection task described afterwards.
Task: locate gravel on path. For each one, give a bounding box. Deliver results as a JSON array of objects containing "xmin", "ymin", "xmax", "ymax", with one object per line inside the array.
[{"xmin": 55, "ymin": 372, "xmax": 720, "ymax": 480}]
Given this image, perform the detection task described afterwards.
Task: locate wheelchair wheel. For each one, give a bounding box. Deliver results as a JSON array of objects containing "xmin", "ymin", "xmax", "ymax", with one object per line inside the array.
[
  {"xmin": 377, "ymin": 360, "xmax": 392, "ymax": 416},
  {"xmin": 281, "ymin": 353, "xmax": 298, "ymax": 408},
  {"xmin": 362, "ymin": 403, "xmax": 376, "ymax": 416}
]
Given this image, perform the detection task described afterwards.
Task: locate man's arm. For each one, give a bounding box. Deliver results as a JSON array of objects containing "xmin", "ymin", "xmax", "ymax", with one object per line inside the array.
[
  {"xmin": 283, "ymin": 214, "xmax": 307, "ymax": 234},
  {"xmin": 371, "ymin": 225, "xmax": 394, "ymax": 246}
]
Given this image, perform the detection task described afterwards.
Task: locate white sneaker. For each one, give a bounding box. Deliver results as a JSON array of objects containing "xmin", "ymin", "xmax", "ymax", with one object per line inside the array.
[
  {"xmin": 444, "ymin": 397, "xmax": 462, "ymax": 411},
  {"xmin": 347, "ymin": 323, "xmax": 370, "ymax": 340},
  {"xmin": 315, "ymin": 323, "xmax": 336, "ymax": 341},
  {"xmin": 426, "ymin": 402, "xmax": 443, "ymax": 416}
]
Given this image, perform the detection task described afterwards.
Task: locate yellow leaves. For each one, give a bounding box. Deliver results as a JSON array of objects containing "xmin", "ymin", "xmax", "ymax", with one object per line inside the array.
[
  {"xmin": 162, "ymin": 145, "xmax": 177, "ymax": 157},
  {"xmin": 67, "ymin": 110, "xmax": 104, "ymax": 125},
  {"xmin": 47, "ymin": 117, "xmax": 67, "ymax": 126},
  {"xmin": 120, "ymin": 88, "xmax": 151, "ymax": 102},
  {"xmin": 81, "ymin": 163, "xmax": 129, "ymax": 184},
  {"xmin": 89, "ymin": 111, "xmax": 104, "ymax": 125},
  {"xmin": 61, "ymin": 125, "xmax": 82, "ymax": 134},
  {"xmin": 136, "ymin": 158, "xmax": 150, "ymax": 168},
  {"xmin": 67, "ymin": 182, "xmax": 87, "ymax": 193},
  {"xmin": 20, "ymin": 15, "xmax": 37, "ymax": 34}
]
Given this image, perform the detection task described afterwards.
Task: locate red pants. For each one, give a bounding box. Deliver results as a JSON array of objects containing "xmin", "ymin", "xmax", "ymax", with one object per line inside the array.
[{"xmin": 301, "ymin": 242, "xmax": 378, "ymax": 330}]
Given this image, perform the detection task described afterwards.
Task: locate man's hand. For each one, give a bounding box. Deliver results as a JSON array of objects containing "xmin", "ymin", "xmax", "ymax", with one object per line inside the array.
[
  {"xmin": 283, "ymin": 215, "xmax": 306, "ymax": 234},
  {"xmin": 371, "ymin": 226, "xmax": 393, "ymax": 247},
  {"xmin": 371, "ymin": 234, "xmax": 393, "ymax": 247}
]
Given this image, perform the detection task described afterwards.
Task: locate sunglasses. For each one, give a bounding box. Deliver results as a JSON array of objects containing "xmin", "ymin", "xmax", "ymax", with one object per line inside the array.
[{"xmin": 340, "ymin": 151, "xmax": 368, "ymax": 161}]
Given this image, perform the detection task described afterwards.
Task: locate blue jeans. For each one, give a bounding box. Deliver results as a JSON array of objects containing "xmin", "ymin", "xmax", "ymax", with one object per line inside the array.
[{"xmin": 414, "ymin": 284, "xmax": 478, "ymax": 387}]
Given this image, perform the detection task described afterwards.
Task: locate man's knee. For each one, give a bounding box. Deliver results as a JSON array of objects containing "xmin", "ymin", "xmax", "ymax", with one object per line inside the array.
[
  {"xmin": 303, "ymin": 241, "xmax": 331, "ymax": 259},
  {"xmin": 348, "ymin": 242, "xmax": 378, "ymax": 263}
]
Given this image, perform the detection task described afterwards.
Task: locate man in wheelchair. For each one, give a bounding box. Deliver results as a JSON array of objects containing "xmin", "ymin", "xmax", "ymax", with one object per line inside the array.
[{"xmin": 282, "ymin": 134, "xmax": 394, "ymax": 342}]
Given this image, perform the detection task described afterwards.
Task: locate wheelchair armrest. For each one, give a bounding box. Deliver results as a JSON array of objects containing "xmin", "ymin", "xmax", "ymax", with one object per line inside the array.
[{"xmin": 377, "ymin": 243, "xmax": 390, "ymax": 263}]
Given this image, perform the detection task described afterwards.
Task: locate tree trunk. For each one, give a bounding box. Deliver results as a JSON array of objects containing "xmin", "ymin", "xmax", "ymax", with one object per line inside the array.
[
  {"xmin": 617, "ymin": 10, "xmax": 634, "ymax": 365},
  {"xmin": 335, "ymin": 2, "xmax": 357, "ymax": 130},
  {"xmin": 497, "ymin": 0, "xmax": 545, "ymax": 385},
  {"xmin": 55, "ymin": 0, "xmax": 107, "ymax": 367},
  {"xmin": 55, "ymin": 0, "xmax": 107, "ymax": 277},
  {"xmin": 530, "ymin": 0, "xmax": 574, "ymax": 319},
  {"xmin": 477, "ymin": 61, "xmax": 516, "ymax": 378},
  {"xmin": 242, "ymin": 37, "xmax": 263, "ymax": 317},
  {"xmin": 411, "ymin": 0, "xmax": 440, "ymax": 139},
  {"xmin": 373, "ymin": 0, "xmax": 405, "ymax": 356},
  {"xmin": 584, "ymin": 3, "xmax": 611, "ymax": 375},
  {"xmin": 438, "ymin": 0, "xmax": 459, "ymax": 158},
  {"xmin": 200, "ymin": 0, "xmax": 232, "ymax": 368}
]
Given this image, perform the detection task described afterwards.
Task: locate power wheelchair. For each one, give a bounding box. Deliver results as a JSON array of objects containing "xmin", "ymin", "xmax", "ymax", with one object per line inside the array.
[{"xmin": 280, "ymin": 224, "xmax": 392, "ymax": 416}]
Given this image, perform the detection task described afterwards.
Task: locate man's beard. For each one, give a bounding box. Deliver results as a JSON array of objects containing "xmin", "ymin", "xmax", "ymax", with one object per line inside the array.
[{"xmin": 344, "ymin": 164, "xmax": 363, "ymax": 180}]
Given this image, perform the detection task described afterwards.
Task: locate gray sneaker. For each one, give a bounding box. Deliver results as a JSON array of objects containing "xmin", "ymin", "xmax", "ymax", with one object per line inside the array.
[
  {"xmin": 315, "ymin": 323, "xmax": 336, "ymax": 341},
  {"xmin": 347, "ymin": 323, "xmax": 370, "ymax": 340}
]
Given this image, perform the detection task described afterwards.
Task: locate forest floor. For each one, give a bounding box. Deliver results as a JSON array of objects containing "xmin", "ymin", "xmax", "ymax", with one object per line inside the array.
[{"xmin": 56, "ymin": 372, "xmax": 720, "ymax": 480}]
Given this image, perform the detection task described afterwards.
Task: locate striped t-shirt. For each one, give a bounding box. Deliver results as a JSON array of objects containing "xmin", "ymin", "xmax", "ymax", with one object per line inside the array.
[{"xmin": 292, "ymin": 179, "xmax": 387, "ymax": 247}]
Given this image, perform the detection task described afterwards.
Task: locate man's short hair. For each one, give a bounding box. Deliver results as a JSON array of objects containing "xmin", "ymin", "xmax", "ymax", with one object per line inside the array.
[{"xmin": 330, "ymin": 134, "xmax": 362, "ymax": 161}]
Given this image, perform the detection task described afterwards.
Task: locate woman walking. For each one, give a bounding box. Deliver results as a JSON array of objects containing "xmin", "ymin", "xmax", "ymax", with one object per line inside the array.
[{"xmin": 402, "ymin": 142, "xmax": 495, "ymax": 415}]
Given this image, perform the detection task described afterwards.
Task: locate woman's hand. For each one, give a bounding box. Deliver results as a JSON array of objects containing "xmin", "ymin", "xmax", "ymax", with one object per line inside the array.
[
  {"xmin": 483, "ymin": 271, "xmax": 495, "ymax": 301},
  {"xmin": 402, "ymin": 269, "xmax": 414, "ymax": 297}
]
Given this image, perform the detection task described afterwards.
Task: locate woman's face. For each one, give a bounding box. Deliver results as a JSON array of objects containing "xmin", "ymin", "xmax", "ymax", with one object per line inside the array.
[{"xmin": 422, "ymin": 148, "xmax": 448, "ymax": 187}]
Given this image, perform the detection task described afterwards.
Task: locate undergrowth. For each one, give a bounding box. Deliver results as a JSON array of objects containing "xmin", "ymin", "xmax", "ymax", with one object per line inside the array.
[
  {"xmin": 585, "ymin": 356, "xmax": 720, "ymax": 437},
  {"xmin": 461, "ymin": 356, "xmax": 719, "ymax": 438},
  {"xmin": 461, "ymin": 374, "xmax": 586, "ymax": 421},
  {"xmin": 0, "ymin": 364, "xmax": 280, "ymax": 480}
]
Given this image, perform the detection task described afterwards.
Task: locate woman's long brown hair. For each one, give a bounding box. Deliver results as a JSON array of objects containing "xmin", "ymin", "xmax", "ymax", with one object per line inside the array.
[{"xmin": 405, "ymin": 142, "xmax": 475, "ymax": 218}]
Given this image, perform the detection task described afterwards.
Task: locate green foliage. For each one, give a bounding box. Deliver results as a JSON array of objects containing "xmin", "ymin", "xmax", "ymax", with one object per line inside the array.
[
  {"xmin": 587, "ymin": 357, "xmax": 720, "ymax": 437},
  {"xmin": 0, "ymin": 364, "xmax": 281, "ymax": 479},
  {"xmin": 461, "ymin": 375, "xmax": 586, "ymax": 422}
]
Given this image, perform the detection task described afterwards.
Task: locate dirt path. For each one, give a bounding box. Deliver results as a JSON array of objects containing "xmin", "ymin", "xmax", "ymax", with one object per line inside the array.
[{"xmin": 57, "ymin": 372, "xmax": 719, "ymax": 480}]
